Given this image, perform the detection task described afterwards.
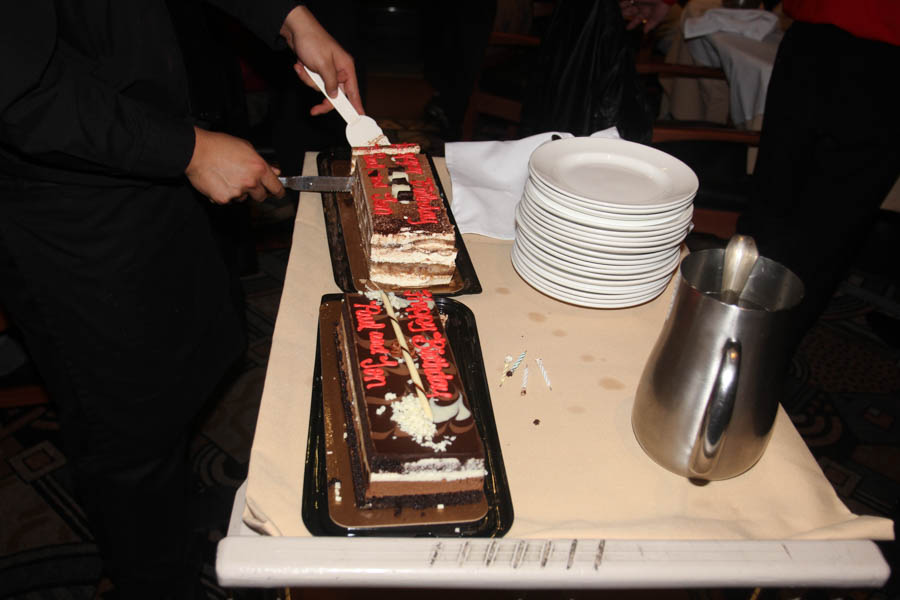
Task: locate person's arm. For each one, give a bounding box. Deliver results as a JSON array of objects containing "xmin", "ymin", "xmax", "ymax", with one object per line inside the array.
[
  {"xmin": 185, "ymin": 128, "xmax": 284, "ymax": 204},
  {"xmin": 205, "ymin": 1, "xmax": 363, "ymax": 115},
  {"xmin": 279, "ymin": 5, "xmax": 363, "ymax": 116},
  {"xmin": 1, "ymin": 2, "xmax": 194, "ymax": 180},
  {"xmin": 1, "ymin": 2, "xmax": 284, "ymax": 204},
  {"xmin": 620, "ymin": 0, "xmax": 676, "ymax": 33}
]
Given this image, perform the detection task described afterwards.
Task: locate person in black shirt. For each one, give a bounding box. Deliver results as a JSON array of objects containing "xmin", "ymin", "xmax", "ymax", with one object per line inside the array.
[{"xmin": 0, "ymin": 2, "xmax": 361, "ymax": 597}]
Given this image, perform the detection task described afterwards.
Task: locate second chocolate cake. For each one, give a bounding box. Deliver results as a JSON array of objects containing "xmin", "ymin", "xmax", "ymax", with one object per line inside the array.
[{"xmin": 335, "ymin": 290, "xmax": 486, "ymax": 509}]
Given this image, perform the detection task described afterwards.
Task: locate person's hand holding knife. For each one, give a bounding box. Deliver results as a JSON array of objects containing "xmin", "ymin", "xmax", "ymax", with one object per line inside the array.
[{"xmin": 186, "ymin": 5, "xmax": 363, "ymax": 204}]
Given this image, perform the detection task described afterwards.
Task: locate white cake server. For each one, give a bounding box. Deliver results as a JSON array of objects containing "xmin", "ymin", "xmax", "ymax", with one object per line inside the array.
[{"xmin": 303, "ymin": 66, "xmax": 390, "ymax": 147}]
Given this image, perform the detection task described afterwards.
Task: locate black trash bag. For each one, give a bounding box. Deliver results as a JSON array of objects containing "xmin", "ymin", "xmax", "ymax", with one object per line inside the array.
[{"xmin": 519, "ymin": 0, "xmax": 654, "ymax": 143}]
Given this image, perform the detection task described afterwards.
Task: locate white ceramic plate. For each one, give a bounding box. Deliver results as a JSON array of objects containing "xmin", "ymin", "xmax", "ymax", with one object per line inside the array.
[
  {"xmin": 517, "ymin": 230, "xmax": 680, "ymax": 275},
  {"xmin": 528, "ymin": 174, "xmax": 696, "ymax": 222},
  {"xmin": 513, "ymin": 245, "xmax": 667, "ymax": 297},
  {"xmin": 528, "ymin": 137, "xmax": 698, "ymax": 209},
  {"xmin": 518, "ymin": 198, "xmax": 689, "ymax": 252},
  {"xmin": 515, "ymin": 229, "xmax": 682, "ymax": 280},
  {"xmin": 523, "ymin": 182, "xmax": 694, "ymax": 238},
  {"xmin": 515, "ymin": 204, "xmax": 682, "ymax": 263},
  {"xmin": 515, "ymin": 243, "xmax": 675, "ymax": 293},
  {"xmin": 511, "ymin": 248, "xmax": 669, "ymax": 308}
]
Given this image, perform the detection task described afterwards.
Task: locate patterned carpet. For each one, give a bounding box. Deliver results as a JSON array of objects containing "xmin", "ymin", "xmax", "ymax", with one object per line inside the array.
[{"xmin": 1, "ymin": 183, "xmax": 899, "ymax": 599}]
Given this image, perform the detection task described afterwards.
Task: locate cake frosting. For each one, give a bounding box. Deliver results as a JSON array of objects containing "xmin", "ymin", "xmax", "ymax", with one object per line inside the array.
[
  {"xmin": 350, "ymin": 145, "xmax": 457, "ymax": 287},
  {"xmin": 335, "ymin": 290, "xmax": 486, "ymax": 508}
]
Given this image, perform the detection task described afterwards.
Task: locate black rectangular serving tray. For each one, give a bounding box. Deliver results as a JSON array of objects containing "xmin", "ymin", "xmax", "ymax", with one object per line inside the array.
[
  {"xmin": 317, "ymin": 148, "xmax": 482, "ymax": 297},
  {"xmin": 301, "ymin": 293, "xmax": 512, "ymax": 537}
]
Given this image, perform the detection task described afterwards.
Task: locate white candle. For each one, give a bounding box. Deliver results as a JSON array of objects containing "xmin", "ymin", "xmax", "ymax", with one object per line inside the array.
[{"xmin": 536, "ymin": 357, "xmax": 552, "ymax": 391}]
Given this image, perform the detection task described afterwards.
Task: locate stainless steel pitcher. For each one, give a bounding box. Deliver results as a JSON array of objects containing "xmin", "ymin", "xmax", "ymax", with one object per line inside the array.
[{"xmin": 632, "ymin": 248, "xmax": 804, "ymax": 480}]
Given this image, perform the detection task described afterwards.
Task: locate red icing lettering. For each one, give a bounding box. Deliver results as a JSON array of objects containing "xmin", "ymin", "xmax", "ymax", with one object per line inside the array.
[
  {"xmin": 353, "ymin": 301, "xmax": 385, "ymax": 332},
  {"xmin": 371, "ymin": 192, "xmax": 397, "ymax": 216},
  {"xmin": 362, "ymin": 154, "xmax": 384, "ymax": 169},
  {"xmin": 407, "ymin": 179, "xmax": 441, "ymax": 225},
  {"xmin": 405, "ymin": 293, "xmax": 438, "ymax": 333},
  {"xmin": 354, "ymin": 299, "xmax": 399, "ymax": 389},
  {"xmin": 360, "ymin": 355, "xmax": 398, "ymax": 389},
  {"xmin": 368, "ymin": 171, "xmax": 389, "ymax": 189},
  {"xmin": 393, "ymin": 153, "xmax": 423, "ymax": 174},
  {"xmin": 367, "ymin": 330, "xmax": 389, "ymax": 357},
  {"xmin": 401, "ymin": 291, "xmax": 454, "ymax": 398},
  {"xmin": 411, "ymin": 332, "xmax": 454, "ymax": 400}
]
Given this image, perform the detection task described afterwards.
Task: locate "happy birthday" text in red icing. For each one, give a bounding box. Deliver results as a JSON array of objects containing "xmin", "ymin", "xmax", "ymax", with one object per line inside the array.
[{"xmin": 403, "ymin": 291, "xmax": 455, "ymax": 400}]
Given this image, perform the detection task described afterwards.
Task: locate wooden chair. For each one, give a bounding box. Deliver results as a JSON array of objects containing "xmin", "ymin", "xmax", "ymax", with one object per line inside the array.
[
  {"xmin": 634, "ymin": 39, "xmax": 760, "ymax": 239},
  {"xmin": 459, "ymin": 31, "xmax": 542, "ymax": 141},
  {"xmin": 459, "ymin": 1, "xmax": 553, "ymax": 141},
  {"xmin": 461, "ymin": 5, "xmax": 758, "ymax": 239},
  {"xmin": 635, "ymin": 41, "xmax": 760, "ymax": 144}
]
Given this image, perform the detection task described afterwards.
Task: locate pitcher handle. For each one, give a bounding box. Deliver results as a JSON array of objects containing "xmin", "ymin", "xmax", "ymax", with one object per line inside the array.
[{"xmin": 688, "ymin": 339, "xmax": 741, "ymax": 479}]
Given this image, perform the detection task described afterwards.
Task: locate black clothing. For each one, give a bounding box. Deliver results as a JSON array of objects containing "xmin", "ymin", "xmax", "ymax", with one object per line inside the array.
[
  {"xmin": 737, "ymin": 22, "xmax": 900, "ymax": 342},
  {"xmin": 422, "ymin": 0, "xmax": 498, "ymax": 141},
  {"xmin": 519, "ymin": 0, "xmax": 653, "ymax": 143},
  {"xmin": 1, "ymin": 1, "xmax": 297, "ymax": 596}
]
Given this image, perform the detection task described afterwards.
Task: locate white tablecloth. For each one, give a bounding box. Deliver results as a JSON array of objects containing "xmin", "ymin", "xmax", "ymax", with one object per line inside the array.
[{"xmin": 239, "ymin": 154, "xmax": 894, "ymax": 543}]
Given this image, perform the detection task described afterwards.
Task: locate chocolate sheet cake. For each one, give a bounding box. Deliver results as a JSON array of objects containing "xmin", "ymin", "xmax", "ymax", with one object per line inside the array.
[
  {"xmin": 335, "ymin": 290, "xmax": 486, "ymax": 509},
  {"xmin": 350, "ymin": 145, "xmax": 458, "ymax": 287}
]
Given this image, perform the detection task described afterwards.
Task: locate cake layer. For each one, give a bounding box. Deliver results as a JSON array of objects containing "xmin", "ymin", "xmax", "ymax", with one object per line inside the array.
[
  {"xmin": 370, "ymin": 235, "xmax": 456, "ymax": 267},
  {"xmin": 351, "ymin": 145, "xmax": 458, "ymax": 287},
  {"xmin": 336, "ymin": 290, "xmax": 485, "ymax": 507},
  {"xmin": 370, "ymin": 263, "xmax": 455, "ymax": 288}
]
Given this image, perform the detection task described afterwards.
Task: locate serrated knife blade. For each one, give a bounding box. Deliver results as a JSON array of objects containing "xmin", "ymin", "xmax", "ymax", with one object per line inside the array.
[{"xmin": 278, "ymin": 176, "xmax": 353, "ymax": 193}]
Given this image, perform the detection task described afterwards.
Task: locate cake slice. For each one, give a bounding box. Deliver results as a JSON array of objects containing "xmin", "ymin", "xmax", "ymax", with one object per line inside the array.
[
  {"xmin": 350, "ymin": 145, "xmax": 458, "ymax": 287},
  {"xmin": 335, "ymin": 290, "xmax": 486, "ymax": 509}
]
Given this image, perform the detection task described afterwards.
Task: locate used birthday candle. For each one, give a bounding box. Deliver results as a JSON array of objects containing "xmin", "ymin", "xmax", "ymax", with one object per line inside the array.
[
  {"xmin": 501, "ymin": 349, "xmax": 527, "ymax": 387},
  {"xmin": 510, "ymin": 350, "xmax": 527, "ymax": 374},
  {"xmin": 536, "ymin": 357, "xmax": 552, "ymax": 391},
  {"xmin": 498, "ymin": 355, "xmax": 513, "ymax": 387}
]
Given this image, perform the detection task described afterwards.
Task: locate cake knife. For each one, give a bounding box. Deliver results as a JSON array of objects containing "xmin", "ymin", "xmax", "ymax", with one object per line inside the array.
[
  {"xmin": 278, "ymin": 175, "xmax": 353, "ymax": 193},
  {"xmin": 303, "ymin": 66, "xmax": 390, "ymax": 147}
]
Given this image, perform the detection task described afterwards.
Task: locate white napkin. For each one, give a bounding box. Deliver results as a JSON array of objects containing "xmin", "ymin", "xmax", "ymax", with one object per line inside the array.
[
  {"xmin": 684, "ymin": 8, "xmax": 778, "ymax": 41},
  {"xmin": 445, "ymin": 128, "xmax": 619, "ymax": 240}
]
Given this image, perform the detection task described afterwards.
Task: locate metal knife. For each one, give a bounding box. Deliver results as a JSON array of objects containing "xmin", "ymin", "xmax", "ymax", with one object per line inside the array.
[{"xmin": 278, "ymin": 176, "xmax": 353, "ymax": 193}]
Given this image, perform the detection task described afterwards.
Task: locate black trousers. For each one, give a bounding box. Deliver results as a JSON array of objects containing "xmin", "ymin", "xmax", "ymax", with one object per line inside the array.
[
  {"xmin": 737, "ymin": 22, "xmax": 900, "ymax": 340},
  {"xmin": 0, "ymin": 180, "xmax": 245, "ymax": 598}
]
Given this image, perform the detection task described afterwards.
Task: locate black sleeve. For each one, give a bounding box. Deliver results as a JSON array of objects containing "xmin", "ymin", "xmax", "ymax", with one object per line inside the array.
[
  {"xmin": 0, "ymin": 1, "xmax": 195, "ymax": 180},
  {"xmin": 204, "ymin": 0, "xmax": 302, "ymax": 49}
]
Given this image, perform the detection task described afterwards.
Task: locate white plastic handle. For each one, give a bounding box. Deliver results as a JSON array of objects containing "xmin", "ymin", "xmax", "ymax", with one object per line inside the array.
[
  {"xmin": 302, "ymin": 66, "xmax": 389, "ymax": 147},
  {"xmin": 303, "ymin": 66, "xmax": 359, "ymax": 125}
]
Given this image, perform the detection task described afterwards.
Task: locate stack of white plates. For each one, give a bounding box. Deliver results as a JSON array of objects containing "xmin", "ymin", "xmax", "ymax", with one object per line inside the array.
[{"xmin": 513, "ymin": 137, "xmax": 699, "ymax": 308}]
